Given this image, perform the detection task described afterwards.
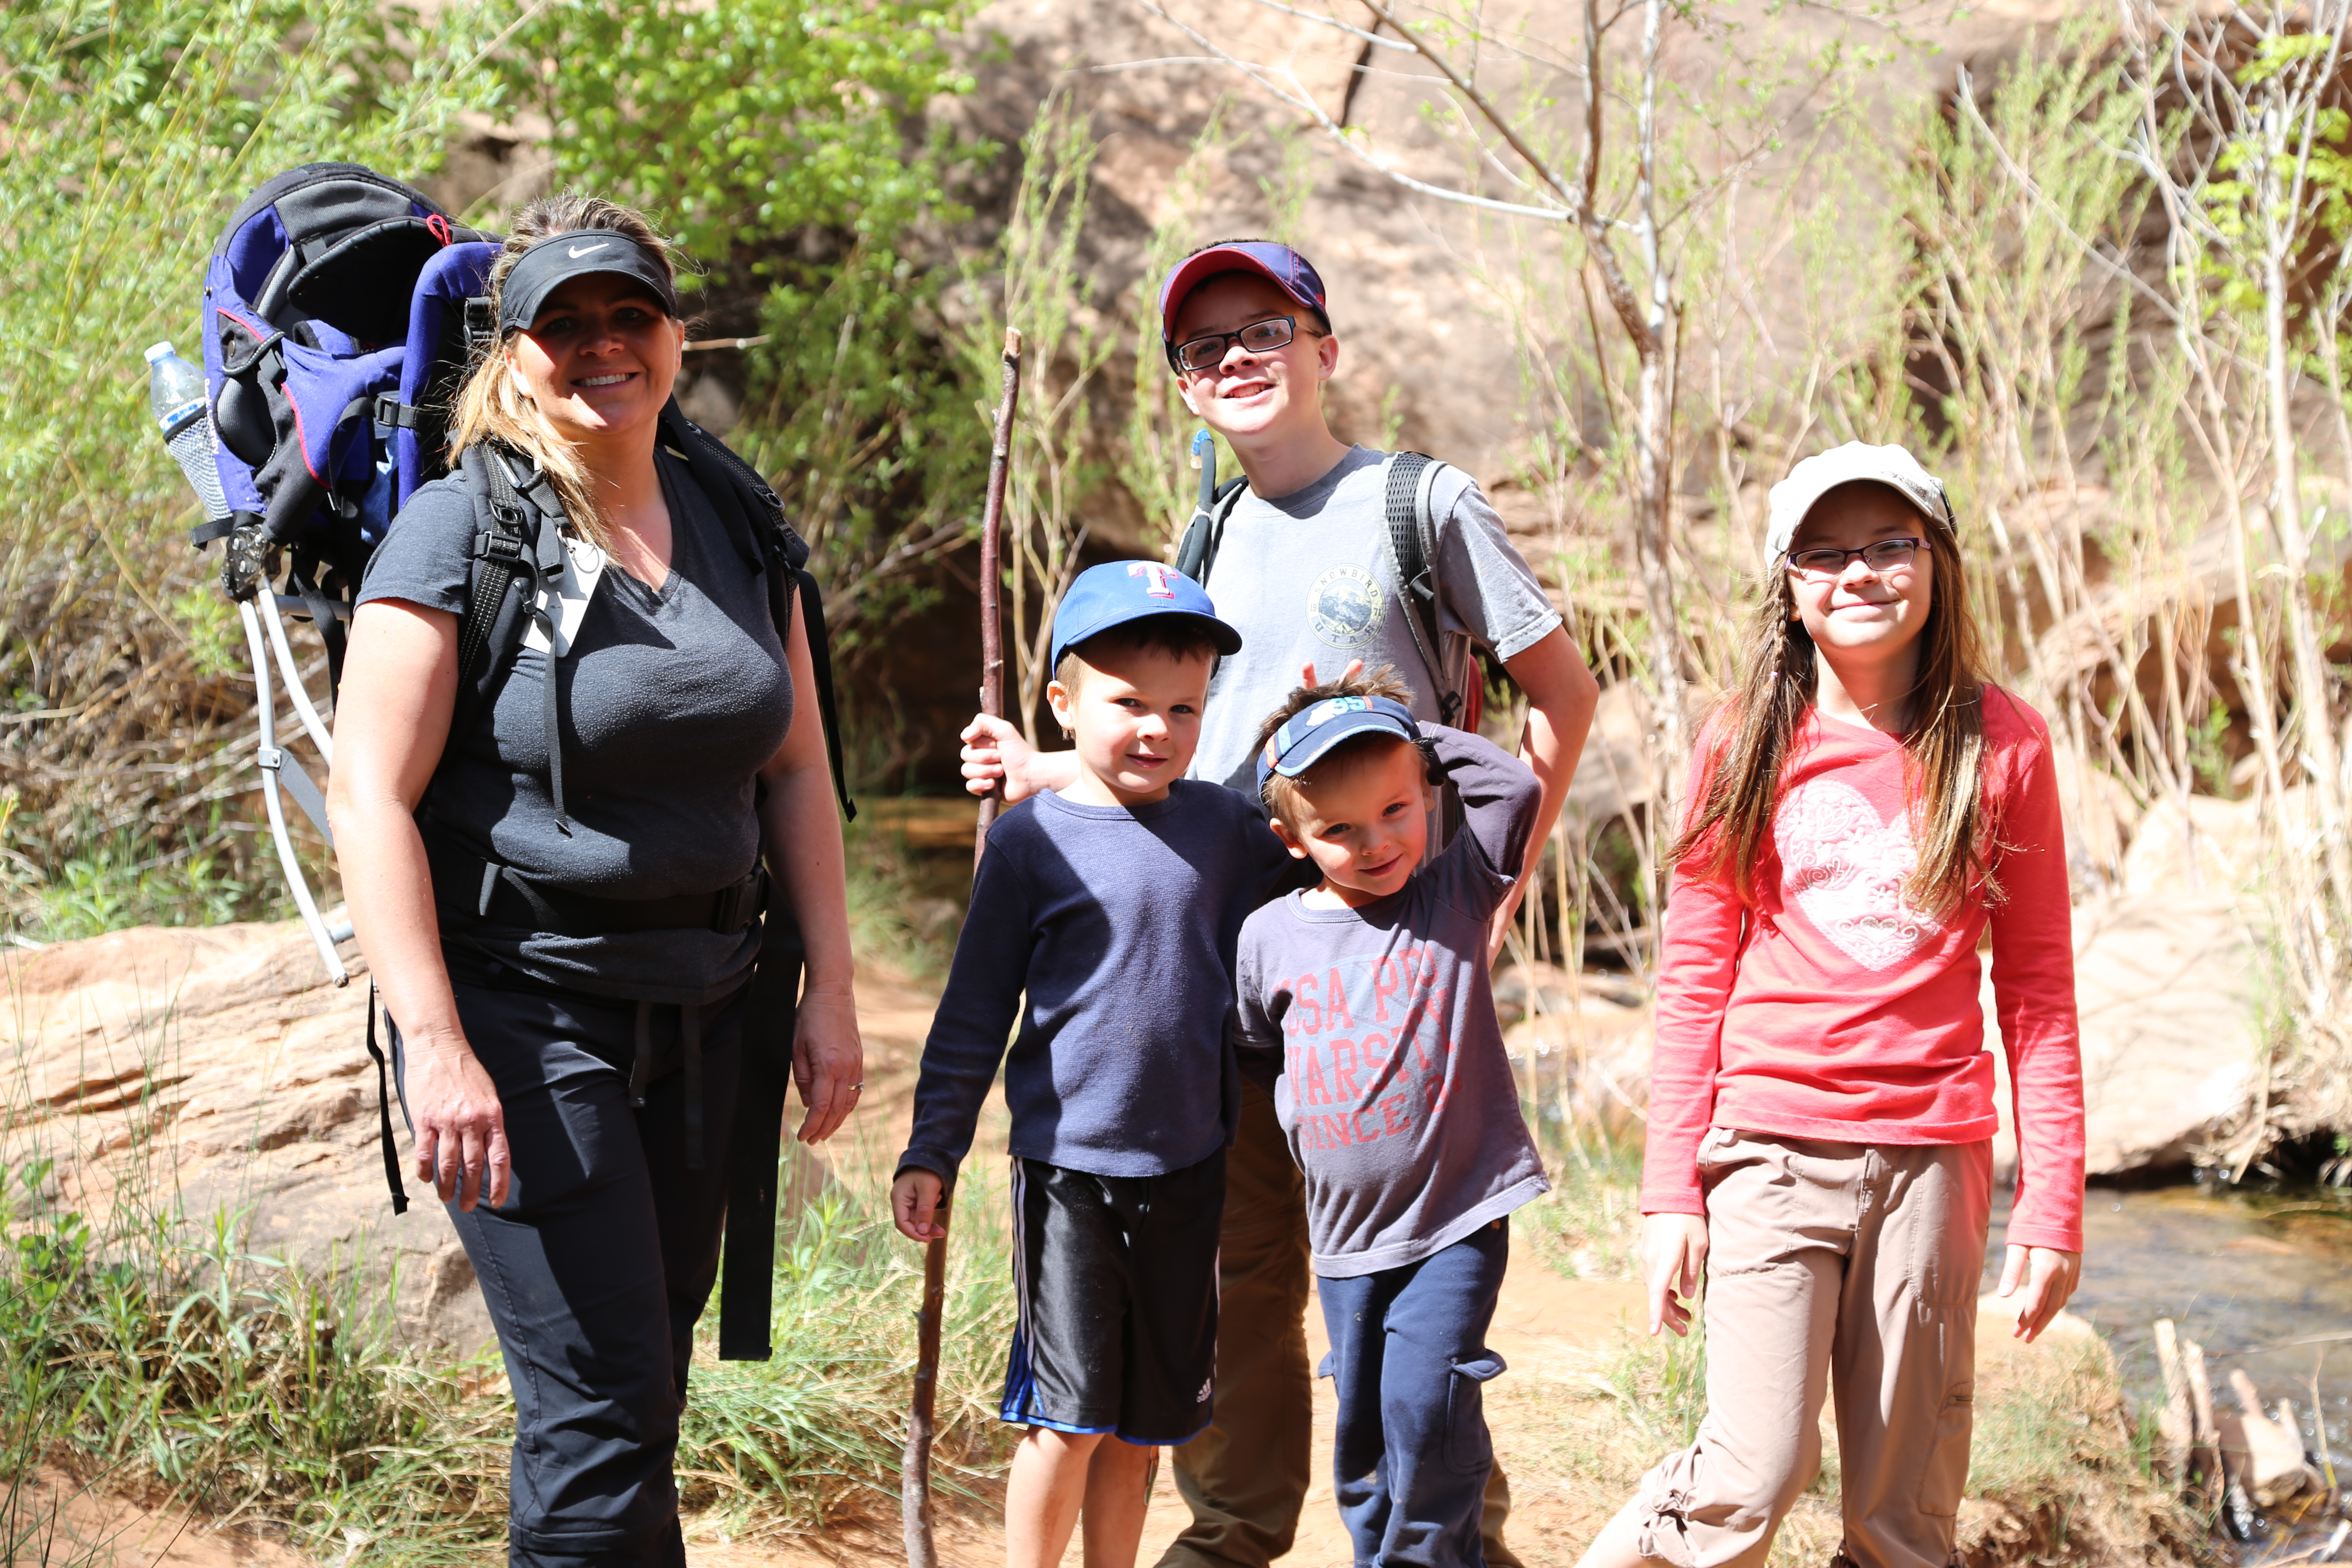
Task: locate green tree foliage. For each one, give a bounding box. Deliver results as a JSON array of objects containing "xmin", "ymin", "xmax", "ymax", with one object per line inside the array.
[
  {"xmin": 497, "ymin": 0, "xmax": 978, "ymax": 276},
  {"xmin": 502, "ymin": 0, "xmax": 993, "ymax": 686},
  {"xmin": 0, "ymin": 0, "xmax": 998, "ymax": 930},
  {"xmin": 730, "ymin": 248, "xmax": 987, "ymax": 666}
]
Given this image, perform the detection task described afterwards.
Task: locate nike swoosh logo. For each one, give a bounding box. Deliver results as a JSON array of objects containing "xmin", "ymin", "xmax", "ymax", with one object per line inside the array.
[{"xmin": 567, "ymin": 242, "xmax": 609, "ymax": 258}]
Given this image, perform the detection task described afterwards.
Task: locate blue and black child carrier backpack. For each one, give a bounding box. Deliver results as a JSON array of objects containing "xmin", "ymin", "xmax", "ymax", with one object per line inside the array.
[{"xmin": 187, "ymin": 165, "xmax": 853, "ymax": 1344}]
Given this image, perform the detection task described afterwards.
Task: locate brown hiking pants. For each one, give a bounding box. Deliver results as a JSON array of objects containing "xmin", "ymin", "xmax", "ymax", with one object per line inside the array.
[
  {"xmin": 1634, "ymin": 1131, "xmax": 1992, "ymax": 1568},
  {"xmin": 1156, "ymin": 1079, "xmax": 1520, "ymax": 1568}
]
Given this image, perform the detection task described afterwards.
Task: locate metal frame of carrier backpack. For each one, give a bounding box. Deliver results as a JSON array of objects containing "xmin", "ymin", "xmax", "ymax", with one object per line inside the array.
[
  {"xmin": 1172, "ymin": 450, "xmax": 1477, "ymax": 728},
  {"xmin": 193, "ymin": 163, "xmax": 501, "ymax": 985}
]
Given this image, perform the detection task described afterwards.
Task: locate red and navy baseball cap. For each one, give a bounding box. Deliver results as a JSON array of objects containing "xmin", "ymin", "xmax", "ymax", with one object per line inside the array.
[
  {"xmin": 1050, "ymin": 560, "xmax": 1244, "ymax": 672},
  {"xmin": 1159, "ymin": 239, "xmax": 1332, "ymax": 347}
]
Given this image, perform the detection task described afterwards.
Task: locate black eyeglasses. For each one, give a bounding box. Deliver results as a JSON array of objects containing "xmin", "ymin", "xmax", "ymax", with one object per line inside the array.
[
  {"xmin": 1785, "ymin": 537, "xmax": 1921, "ymax": 579},
  {"xmin": 1168, "ymin": 315, "xmax": 1311, "ymax": 374}
]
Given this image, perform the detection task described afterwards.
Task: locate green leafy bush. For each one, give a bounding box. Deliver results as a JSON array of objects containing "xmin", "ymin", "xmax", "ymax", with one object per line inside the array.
[
  {"xmin": 494, "ymin": 0, "xmax": 978, "ymax": 273},
  {"xmin": 1, "ymin": 0, "xmax": 993, "ymax": 928},
  {"xmin": 502, "ymin": 0, "xmax": 994, "ymax": 694}
]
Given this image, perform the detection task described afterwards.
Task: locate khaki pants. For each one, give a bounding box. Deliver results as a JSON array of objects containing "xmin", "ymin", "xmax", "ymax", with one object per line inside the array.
[
  {"xmin": 1158, "ymin": 1079, "xmax": 1519, "ymax": 1568},
  {"xmin": 1635, "ymin": 1132, "xmax": 1992, "ymax": 1568}
]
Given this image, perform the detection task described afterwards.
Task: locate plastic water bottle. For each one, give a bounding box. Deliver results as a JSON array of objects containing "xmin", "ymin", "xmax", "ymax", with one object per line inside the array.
[{"xmin": 145, "ymin": 341, "xmax": 229, "ymax": 521}]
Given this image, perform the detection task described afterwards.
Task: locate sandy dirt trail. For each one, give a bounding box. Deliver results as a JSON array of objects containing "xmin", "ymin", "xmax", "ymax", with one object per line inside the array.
[{"xmin": 689, "ymin": 1262, "xmax": 1644, "ymax": 1568}]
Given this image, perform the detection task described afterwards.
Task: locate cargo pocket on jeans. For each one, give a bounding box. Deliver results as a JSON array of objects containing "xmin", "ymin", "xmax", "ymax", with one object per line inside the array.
[
  {"xmin": 1917, "ymin": 1388, "xmax": 1973, "ymax": 1518},
  {"xmin": 1445, "ymin": 1352, "xmax": 1507, "ymax": 1473}
]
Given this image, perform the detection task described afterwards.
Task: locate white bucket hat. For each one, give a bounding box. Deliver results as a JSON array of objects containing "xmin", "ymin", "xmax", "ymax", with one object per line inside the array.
[{"xmin": 1765, "ymin": 442, "xmax": 1954, "ymax": 560}]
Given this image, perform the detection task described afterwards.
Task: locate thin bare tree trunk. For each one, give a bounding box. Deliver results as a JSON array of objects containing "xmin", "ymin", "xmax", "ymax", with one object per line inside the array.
[
  {"xmin": 2257, "ymin": 101, "xmax": 2352, "ymax": 928},
  {"xmin": 906, "ymin": 329, "xmax": 1022, "ymax": 1568},
  {"xmin": 1626, "ymin": 0, "xmax": 1684, "ymax": 912}
]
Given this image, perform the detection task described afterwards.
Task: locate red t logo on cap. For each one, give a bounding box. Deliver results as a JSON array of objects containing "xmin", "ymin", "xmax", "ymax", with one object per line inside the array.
[{"xmin": 1128, "ymin": 562, "xmax": 1178, "ymax": 599}]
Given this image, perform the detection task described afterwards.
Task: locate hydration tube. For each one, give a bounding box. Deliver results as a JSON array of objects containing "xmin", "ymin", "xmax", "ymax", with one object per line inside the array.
[
  {"xmin": 239, "ymin": 597, "xmax": 349, "ymax": 984},
  {"xmin": 1192, "ymin": 428, "xmax": 1216, "ymax": 513}
]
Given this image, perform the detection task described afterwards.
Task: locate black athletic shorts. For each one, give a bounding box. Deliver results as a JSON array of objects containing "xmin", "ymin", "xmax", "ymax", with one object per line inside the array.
[{"xmin": 1001, "ymin": 1150, "xmax": 1226, "ymax": 1445}]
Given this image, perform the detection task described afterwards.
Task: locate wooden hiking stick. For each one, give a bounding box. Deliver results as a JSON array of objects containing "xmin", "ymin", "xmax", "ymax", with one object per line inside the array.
[{"xmin": 905, "ymin": 327, "xmax": 1022, "ymax": 1568}]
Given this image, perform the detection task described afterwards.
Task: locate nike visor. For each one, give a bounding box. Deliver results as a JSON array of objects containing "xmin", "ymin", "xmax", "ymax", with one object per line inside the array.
[{"xmin": 500, "ymin": 230, "xmax": 682, "ymax": 334}]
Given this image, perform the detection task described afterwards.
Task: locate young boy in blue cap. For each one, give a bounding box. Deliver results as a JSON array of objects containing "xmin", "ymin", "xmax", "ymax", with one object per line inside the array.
[
  {"xmin": 1240, "ymin": 666, "xmax": 1549, "ymax": 1568},
  {"xmin": 893, "ymin": 561, "xmax": 1302, "ymax": 1568}
]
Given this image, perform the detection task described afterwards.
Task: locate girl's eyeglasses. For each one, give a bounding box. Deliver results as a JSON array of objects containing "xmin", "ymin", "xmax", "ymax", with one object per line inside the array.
[
  {"xmin": 1785, "ymin": 537, "xmax": 1920, "ymax": 580},
  {"xmin": 1169, "ymin": 315, "xmax": 1310, "ymax": 374}
]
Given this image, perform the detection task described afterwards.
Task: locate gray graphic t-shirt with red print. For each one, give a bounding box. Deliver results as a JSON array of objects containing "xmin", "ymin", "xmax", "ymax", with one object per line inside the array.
[{"xmin": 1233, "ymin": 725, "xmax": 1551, "ymax": 1277}]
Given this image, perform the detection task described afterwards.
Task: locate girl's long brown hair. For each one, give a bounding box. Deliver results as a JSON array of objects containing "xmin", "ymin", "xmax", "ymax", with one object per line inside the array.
[
  {"xmin": 448, "ymin": 192, "xmax": 683, "ymax": 548},
  {"xmin": 1671, "ymin": 484, "xmax": 2000, "ymax": 916}
]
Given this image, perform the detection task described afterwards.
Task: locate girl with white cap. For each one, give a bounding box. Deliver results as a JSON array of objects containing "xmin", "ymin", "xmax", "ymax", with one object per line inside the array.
[{"xmin": 1575, "ymin": 443, "xmax": 2087, "ymax": 1568}]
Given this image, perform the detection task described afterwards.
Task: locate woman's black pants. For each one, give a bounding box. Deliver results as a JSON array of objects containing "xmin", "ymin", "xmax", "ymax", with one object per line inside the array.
[{"xmin": 401, "ymin": 968, "xmax": 748, "ymax": 1568}]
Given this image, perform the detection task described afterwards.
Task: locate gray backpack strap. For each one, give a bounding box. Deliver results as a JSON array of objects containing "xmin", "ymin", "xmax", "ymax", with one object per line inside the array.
[{"xmin": 1382, "ymin": 451, "xmax": 1461, "ymax": 723}]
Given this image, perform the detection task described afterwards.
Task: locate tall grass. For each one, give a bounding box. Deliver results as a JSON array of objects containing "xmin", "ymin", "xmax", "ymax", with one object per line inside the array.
[
  {"xmin": 680, "ymin": 1181, "xmax": 1017, "ymax": 1536},
  {"xmin": 1446, "ymin": 15, "xmax": 2352, "ymax": 1159},
  {"xmin": 0, "ymin": 1157, "xmax": 508, "ymax": 1562},
  {"xmin": 0, "ymin": 1148, "xmax": 1017, "ymax": 1560}
]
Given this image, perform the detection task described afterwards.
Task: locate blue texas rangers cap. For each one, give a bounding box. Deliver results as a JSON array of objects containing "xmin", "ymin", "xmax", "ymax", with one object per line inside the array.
[
  {"xmin": 1050, "ymin": 560, "xmax": 1244, "ymax": 673},
  {"xmin": 1256, "ymin": 694, "xmax": 1421, "ymax": 794},
  {"xmin": 1159, "ymin": 239, "xmax": 1332, "ymax": 344}
]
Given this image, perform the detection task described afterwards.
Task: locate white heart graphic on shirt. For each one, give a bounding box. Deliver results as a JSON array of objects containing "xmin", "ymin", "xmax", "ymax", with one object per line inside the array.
[{"xmin": 1776, "ymin": 778, "xmax": 1943, "ymax": 971}]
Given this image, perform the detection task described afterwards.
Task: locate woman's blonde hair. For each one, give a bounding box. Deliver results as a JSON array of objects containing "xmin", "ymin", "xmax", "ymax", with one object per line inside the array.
[
  {"xmin": 1671, "ymin": 486, "xmax": 2000, "ymax": 917},
  {"xmin": 448, "ymin": 192, "xmax": 683, "ymax": 546}
]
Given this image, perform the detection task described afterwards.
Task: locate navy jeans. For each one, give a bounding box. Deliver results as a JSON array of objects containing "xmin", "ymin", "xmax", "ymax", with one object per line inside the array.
[
  {"xmin": 398, "ymin": 964, "xmax": 748, "ymax": 1568},
  {"xmin": 1315, "ymin": 1221, "xmax": 1510, "ymax": 1568}
]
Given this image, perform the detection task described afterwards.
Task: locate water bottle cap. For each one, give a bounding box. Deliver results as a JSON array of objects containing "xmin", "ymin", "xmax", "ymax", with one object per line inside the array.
[{"xmin": 144, "ymin": 341, "xmax": 175, "ymax": 364}]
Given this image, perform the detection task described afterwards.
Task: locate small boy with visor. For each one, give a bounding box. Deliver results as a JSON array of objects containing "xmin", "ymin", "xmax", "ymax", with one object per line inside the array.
[
  {"xmin": 1235, "ymin": 668, "xmax": 1551, "ymax": 1568},
  {"xmin": 893, "ymin": 562, "xmax": 1302, "ymax": 1568}
]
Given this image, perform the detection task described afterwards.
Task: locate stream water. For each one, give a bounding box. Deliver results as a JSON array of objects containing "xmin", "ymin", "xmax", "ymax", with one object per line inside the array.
[{"xmin": 1985, "ymin": 1177, "xmax": 2352, "ymax": 1561}]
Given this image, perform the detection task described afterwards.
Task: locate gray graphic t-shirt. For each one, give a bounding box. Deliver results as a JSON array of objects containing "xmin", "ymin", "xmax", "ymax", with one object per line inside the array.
[
  {"xmin": 1194, "ymin": 446, "xmax": 1562, "ymax": 790},
  {"xmin": 1234, "ymin": 725, "xmax": 1552, "ymax": 1277}
]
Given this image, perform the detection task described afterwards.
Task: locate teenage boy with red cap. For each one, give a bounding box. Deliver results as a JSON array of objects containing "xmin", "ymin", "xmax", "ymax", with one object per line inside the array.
[{"xmin": 962, "ymin": 240, "xmax": 1599, "ymax": 1568}]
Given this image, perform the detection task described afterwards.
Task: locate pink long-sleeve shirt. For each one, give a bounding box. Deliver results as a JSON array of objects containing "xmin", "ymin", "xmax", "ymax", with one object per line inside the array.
[{"xmin": 1640, "ymin": 688, "xmax": 2087, "ymax": 1252}]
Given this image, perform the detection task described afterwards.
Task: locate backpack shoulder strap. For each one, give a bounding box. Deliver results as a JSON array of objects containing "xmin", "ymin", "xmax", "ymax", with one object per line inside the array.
[
  {"xmin": 447, "ymin": 444, "xmax": 559, "ymax": 747},
  {"xmin": 1382, "ymin": 450, "xmax": 1463, "ymax": 724},
  {"xmin": 1174, "ymin": 475, "xmax": 1250, "ymax": 585}
]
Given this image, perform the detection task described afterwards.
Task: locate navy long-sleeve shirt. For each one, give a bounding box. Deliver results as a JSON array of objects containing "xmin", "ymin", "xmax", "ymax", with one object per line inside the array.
[{"xmin": 898, "ymin": 781, "xmax": 1304, "ymax": 1185}]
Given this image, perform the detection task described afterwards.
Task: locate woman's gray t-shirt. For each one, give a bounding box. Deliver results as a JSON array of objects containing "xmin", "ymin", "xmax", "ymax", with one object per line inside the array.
[{"xmin": 357, "ymin": 452, "xmax": 793, "ymax": 1005}]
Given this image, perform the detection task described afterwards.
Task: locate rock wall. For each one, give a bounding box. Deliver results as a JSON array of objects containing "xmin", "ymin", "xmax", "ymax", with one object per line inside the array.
[
  {"xmin": 0, "ymin": 915, "xmax": 954, "ymax": 1356},
  {"xmin": 0, "ymin": 925, "xmax": 493, "ymax": 1354}
]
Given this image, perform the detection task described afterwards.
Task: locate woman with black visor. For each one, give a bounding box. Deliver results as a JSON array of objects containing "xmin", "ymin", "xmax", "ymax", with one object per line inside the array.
[{"xmin": 326, "ymin": 193, "xmax": 862, "ymax": 1568}]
